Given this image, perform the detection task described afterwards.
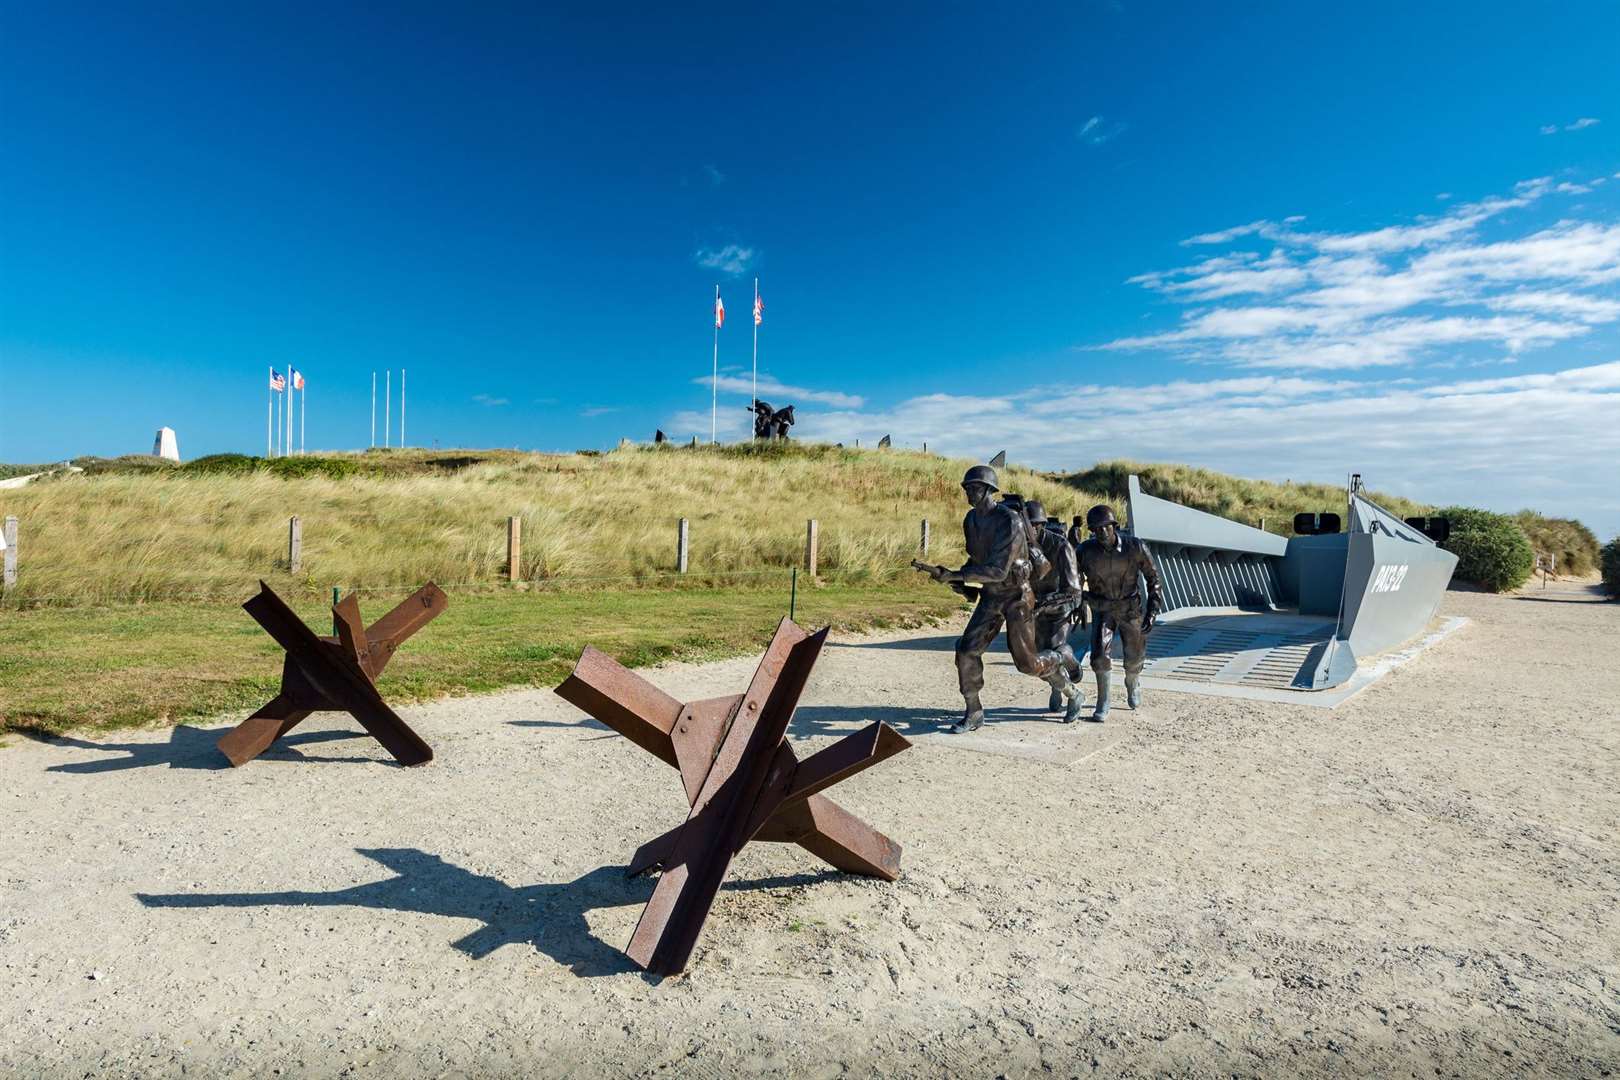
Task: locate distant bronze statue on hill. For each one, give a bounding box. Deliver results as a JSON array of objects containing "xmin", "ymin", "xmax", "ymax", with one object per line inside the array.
[{"xmin": 748, "ymin": 400, "xmax": 796, "ymax": 440}]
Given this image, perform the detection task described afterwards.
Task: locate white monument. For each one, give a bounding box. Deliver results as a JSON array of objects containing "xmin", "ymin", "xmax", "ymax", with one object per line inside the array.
[{"xmin": 153, "ymin": 427, "xmax": 180, "ymax": 462}]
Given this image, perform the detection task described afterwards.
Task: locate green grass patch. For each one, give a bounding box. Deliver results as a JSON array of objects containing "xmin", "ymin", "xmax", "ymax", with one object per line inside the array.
[{"xmin": 0, "ymin": 580, "xmax": 964, "ymax": 738}]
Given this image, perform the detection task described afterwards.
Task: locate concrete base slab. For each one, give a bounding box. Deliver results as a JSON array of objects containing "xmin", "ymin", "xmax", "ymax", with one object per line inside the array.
[{"xmin": 908, "ymin": 716, "xmax": 1124, "ymax": 766}]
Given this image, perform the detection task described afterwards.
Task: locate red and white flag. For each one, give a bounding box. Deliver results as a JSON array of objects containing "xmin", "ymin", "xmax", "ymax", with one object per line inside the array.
[
  {"xmin": 269, "ymin": 367, "xmax": 285, "ymax": 392},
  {"xmin": 753, "ymin": 294, "xmax": 763, "ymax": 326},
  {"xmin": 714, "ymin": 294, "xmax": 725, "ymax": 329},
  {"xmin": 291, "ymin": 368, "xmax": 305, "ymax": 391}
]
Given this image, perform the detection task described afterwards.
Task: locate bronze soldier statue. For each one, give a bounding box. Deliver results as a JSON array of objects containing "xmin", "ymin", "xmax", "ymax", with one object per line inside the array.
[
  {"xmin": 914, "ymin": 466, "xmax": 1084, "ymax": 732},
  {"xmin": 770, "ymin": 404, "xmax": 795, "ymax": 439},
  {"xmin": 1075, "ymin": 504, "xmax": 1163, "ymax": 721},
  {"xmin": 748, "ymin": 400, "xmax": 774, "ymax": 440},
  {"xmin": 1023, "ymin": 501, "xmax": 1086, "ymax": 716}
]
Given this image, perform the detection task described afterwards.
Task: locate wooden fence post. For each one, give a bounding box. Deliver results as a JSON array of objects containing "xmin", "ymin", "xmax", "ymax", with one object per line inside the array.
[
  {"xmin": 508, "ymin": 515, "xmax": 522, "ymax": 582},
  {"xmin": 287, "ymin": 516, "xmax": 302, "ymax": 573},
  {"xmin": 677, "ymin": 518, "xmax": 689, "ymax": 573},
  {"xmin": 2, "ymin": 516, "xmax": 17, "ymax": 589},
  {"xmin": 920, "ymin": 519, "xmax": 930, "ymax": 555},
  {"xmin": 805, "ymin": 519, "xmax": 819, "ymax": 578}
]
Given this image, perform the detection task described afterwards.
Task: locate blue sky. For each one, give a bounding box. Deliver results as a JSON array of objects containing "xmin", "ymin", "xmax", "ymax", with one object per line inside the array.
[{"xmin": 3, "ymin": 3, "xmax": 1618, "ymax": 536}]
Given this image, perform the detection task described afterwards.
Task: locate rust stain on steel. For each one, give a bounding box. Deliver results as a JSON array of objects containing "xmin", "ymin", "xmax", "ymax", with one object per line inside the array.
[
  {"xmin": 217, "ymin": 581, "xmax": 446, "ymax": 768},
  {"xmin": 552, "ymin": 615, "xmax": 911, "ymax": 976}
]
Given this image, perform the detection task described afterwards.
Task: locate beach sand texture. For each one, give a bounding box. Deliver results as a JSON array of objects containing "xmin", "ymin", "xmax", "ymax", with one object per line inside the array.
[{"xmin": 2, "ymin": 584, "xmax": 1616, "ymax": 1077}]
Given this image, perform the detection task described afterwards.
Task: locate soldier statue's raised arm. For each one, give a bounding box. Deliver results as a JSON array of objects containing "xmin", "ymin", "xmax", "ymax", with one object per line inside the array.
[
  {"xmin": 1075, "ymin": 504, "xmax": 1164, "ymax": 722},
  {"xmin": 1023, "ymin": 501, "xmax": 1086, "ymax": 717},
  {"xmin": 913, "ymin": 465, "xmax": 1083, "ymax": 732}
]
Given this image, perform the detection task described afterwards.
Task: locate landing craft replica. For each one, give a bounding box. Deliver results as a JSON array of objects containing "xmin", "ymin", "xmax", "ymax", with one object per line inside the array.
[{"xmin": 1116, "ymin": 473, "xmax": 1458, "ymax": 692}]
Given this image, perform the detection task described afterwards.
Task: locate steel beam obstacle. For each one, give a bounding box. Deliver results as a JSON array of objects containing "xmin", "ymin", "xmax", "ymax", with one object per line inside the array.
[
  {"xmin": 555, "ymin": 617, "xmax": 910, "ymax": 975},
  {"xmin": 218, "ymin": 581, "xmax": 448, "ymax": 767}
]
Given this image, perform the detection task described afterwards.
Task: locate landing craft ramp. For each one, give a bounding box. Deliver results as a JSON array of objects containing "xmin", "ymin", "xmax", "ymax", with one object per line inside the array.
[{"xmin": 1073, "ymin": 474, "xmax": 1461, "ymax": 701}]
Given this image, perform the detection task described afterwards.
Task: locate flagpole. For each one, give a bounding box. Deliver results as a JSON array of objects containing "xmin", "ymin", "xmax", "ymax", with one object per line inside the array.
[
  {"xmin": 719, "ymin": 284, "xmax": 725, "ymax": 446},
  {"xmin": 385, "ymin": 370, "xmax": 391, "ymax": 449},
  {"xmin": 400, "ymin": 368, "xmax": 406, "ymax": 448},
  {"xmin": 301, "ymin": 382, "xmax": 306, "ymax": 455},
  {"xmin": 370, "ymin": 372, "xmax": 376, "ymax": 448},
  {"xmin": 267, "ymin": 371, "xmax": 273, "ymax": 458},
  {"xmin": 276, "ymin": 375, "xmax": 283, "ymax": 456},
  {"xmin": 751, "ymin": 277, "xmax": 759, "ymax": 425}
]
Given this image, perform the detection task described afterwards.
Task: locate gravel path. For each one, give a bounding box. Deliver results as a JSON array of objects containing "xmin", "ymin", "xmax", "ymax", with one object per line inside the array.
[{"xmin": 2, "ymin": 584, "xmax": 1616, "ymax": 1077}]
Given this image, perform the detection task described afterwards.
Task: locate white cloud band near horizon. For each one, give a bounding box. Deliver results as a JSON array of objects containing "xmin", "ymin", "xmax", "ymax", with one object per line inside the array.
[{"xmin": 668, "ymin": 361, "xmax": 1620, "ymax": 540}]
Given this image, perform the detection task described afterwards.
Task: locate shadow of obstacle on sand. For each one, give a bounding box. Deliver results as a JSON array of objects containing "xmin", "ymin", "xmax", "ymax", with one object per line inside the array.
[
  {"xmin": 136, "ymin": 848, "xmax": 838, "ymax": 980},
  {"xmin": 833, "ymin": 634, "xmax": 968, "ymax": 653},
  {"xmin": 40, "ymin": 724, "xmax": 369, "ymax": 774},
  {"xmin": 790, "ymin": 702, "xmax": 1062, "ymax": 740}
]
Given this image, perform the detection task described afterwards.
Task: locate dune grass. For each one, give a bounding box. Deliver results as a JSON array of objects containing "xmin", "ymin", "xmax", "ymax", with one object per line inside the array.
[
  {"xmin": 0, "ymin": 444, "xmax": 1088, "ymax": 606},
  {"xmin": 1067, "ymin": 460, "xmax": 1430, "ymax": 532},
  {"xmin": 1512, "ymin": 511, "xmax": 1602, "ymax": 577}
]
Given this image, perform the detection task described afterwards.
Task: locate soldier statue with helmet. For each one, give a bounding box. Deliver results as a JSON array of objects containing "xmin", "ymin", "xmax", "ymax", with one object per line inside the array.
[
  {"xmin": 1022, "ymin": 500, "xmax": 1086, "ymax": 715},
  {"xmin": 1074, "ymin": 504, "xmax": 1164, "ymax": 721},
  {"xmin": 913, "ymin": 464, "xmax": 1085, "ymax": 731}
]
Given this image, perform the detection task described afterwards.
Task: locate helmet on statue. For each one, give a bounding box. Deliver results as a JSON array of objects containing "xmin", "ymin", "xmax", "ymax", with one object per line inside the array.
[
  {"xmin": 1085, "ymin": 504, "xmax": 1119, "ymax": 530},
  {"xmin": 960, "ymin": 464, "xmax": 999, "ymax": 492}
]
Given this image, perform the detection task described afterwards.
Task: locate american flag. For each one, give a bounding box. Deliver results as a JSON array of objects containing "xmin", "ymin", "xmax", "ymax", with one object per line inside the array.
[
  {"xmin": 269, "ymin": 368, "xmax": 285, "ymax": 392},
  {"xmin": 714, "ymin": 294, "xmax": 725, "ymax": 329},
  {"xmin": 753, "ymin": 294, "xmax": 763, "ymax": 326},
  {"xmin": 291, "ymin": 368, "xmax": 305, "ymax": 391}
]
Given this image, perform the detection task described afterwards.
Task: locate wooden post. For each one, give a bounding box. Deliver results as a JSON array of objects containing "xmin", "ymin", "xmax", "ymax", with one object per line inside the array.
[
  {"xmin": 805, "ymin": 519, "xmax": 819, "ymax": 578},
  {"xmin": 287, "ymin": 516, "xmax": 302, "ymax": 573},
  {"xmin": 920, "ymin": 519, "xmax": 930, "ymax": 555},
  {"xmin": 677, "ymin": 518, "xmax": 690, "ymax": 573},
  {"xmin": 507, "ymin": 515, "xmax": 522, "ymax": 582},
  {"xmin": 2, "ymin": 516, "xmax": 16, "ymax": 589}
]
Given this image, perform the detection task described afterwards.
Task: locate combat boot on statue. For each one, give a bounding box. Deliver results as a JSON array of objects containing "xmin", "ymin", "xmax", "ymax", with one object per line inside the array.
[
  {"xmin": 1125, "ymin": 673, "xmax": 1142, "ymax": 710},
  {"xmin": 1047, "ymin": 686, "xmax": 1063, "ymax": 711},
  {"xmin": 1089, "ymin": 673, "xmax": 1112, "ymax": 722},
  {"xmin": 1050, "ymin": 673, "xmax": 1085, "ymax": 723},
  {"xmin": 952, "ymin": 695, "xmax": 984, "ymax": 734}
]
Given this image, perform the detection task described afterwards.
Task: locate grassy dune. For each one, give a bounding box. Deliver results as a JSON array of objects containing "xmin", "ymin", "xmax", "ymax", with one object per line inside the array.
[
  {"xmin": 0, "ymin": 444, "xmax": 1085, "ymax": 605},
  {"xmin": 0, "ymin": 443, "xmax": 1430, "ymax": 607},
  {"xmin": 1512, "ymin": 511, "xmax": 1602, "ymax": 577}
]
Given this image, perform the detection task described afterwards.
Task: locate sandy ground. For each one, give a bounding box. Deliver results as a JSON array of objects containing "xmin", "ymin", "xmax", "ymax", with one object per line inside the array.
[{"xmin": 2, "ymin": 583, "xmax": 1617, "ymax": 1078}]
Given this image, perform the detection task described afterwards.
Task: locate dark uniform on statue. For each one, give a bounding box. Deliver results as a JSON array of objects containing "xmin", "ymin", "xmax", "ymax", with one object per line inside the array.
[
  {"xmin": 915, "ymin": 466, "xmax": 1083, "ymax": 732},
  {"xmin": 1023, "ymin": 501, "xmax": 1085, "ymax": 715},
  {"xmin": 1076, "ymin": 504, "xmax": 1164, "ymax": 721}
]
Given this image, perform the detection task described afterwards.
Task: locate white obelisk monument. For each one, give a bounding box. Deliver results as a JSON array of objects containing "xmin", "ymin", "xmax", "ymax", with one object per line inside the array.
[{"xmin": 152, "ymin": 427, "xmax": 180, "ymax": 462}]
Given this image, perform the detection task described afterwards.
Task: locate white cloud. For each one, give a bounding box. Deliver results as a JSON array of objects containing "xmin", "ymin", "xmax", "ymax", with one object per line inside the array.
[
  {"xmin": 694, "ymin": 244, "xmax": 756, "ymax": 275},
  {"xmin": 702, "ymin": 362, "xmax": 1620, "ymax": 538},
  {"xmin": 1542, "ymin": 117, "xmax": 1601, "ymax": 134},
  {"xmin": 1099, "ymin": 177, "xmax": 1620, "ymax": 371},
  {"xmin": 580, "ymin": 406, "xmax": 621, "ymax": 417},
  {"xmin": 1078, "ymin": 115, "xmax": 1127, "ymax": 145},
  {"xmin": 702, "ymin": 163, "xmax": 726, "ymax": 186},
  {"xmin": 697, "ymin": 373, "xmax": 865, "ymax": 408},
  {"xmin": 471, "ymin": 394, "xmax": 508, "ymax": 407}
]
